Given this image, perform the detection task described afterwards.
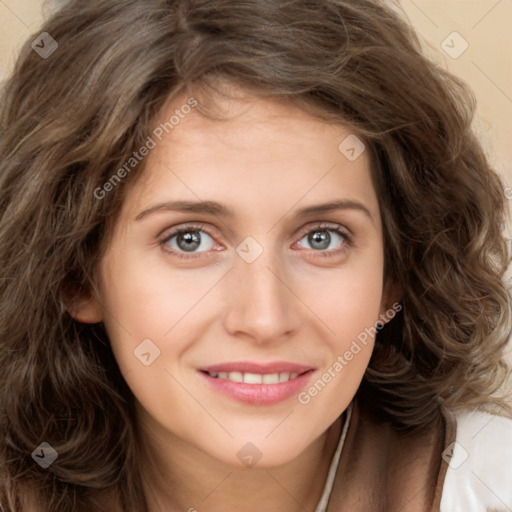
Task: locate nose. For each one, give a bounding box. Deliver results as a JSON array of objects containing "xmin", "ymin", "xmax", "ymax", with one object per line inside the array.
[{"xmin": 222, "ymin": 250, "xmax": 301, "ymax": 345}]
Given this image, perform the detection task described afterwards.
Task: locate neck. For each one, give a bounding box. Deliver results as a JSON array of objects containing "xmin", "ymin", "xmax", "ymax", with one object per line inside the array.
[{"xmin": 138, "ymin": 414, "xmax": 343, "ymax": 512}]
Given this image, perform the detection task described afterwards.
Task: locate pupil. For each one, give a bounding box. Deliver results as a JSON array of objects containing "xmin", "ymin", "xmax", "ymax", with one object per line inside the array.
[
  {"xmin": 177, "ymin": 231, "xmax": 201, "ymax": 252},
  {"xmin": 309, "ymin": 231, "xmax": 330, "ymax": 250}
]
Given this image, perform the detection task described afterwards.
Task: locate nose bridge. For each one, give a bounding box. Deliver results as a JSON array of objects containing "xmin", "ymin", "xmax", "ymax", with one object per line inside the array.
[{"xmin": 223, "ymin": 245, "xmax": 298, "ymax": 342}]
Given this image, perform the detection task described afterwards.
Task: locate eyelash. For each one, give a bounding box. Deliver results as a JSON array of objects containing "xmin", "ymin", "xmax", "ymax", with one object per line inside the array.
[{"xmin": 159, "ymin": 222, "xmax": 354, "ymax": 260}]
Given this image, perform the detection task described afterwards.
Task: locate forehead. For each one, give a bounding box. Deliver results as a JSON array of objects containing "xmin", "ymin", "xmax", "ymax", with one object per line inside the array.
[
  {"xmin": 120, "ymin": 88, "xmax": 380, "ymax": 227},
  {"xmin": 157, "ymin": 89, "xmax": 353, "ymax": 164}
]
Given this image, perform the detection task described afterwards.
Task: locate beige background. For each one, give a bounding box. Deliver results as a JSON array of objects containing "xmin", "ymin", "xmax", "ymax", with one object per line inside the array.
[{"xmin": 0, "ymin": 0, "xmax": 511, "ymax": 362}]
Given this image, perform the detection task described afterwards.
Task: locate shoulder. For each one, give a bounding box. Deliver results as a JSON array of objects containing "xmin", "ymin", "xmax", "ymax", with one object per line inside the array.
[{"xmin": 440, "ymin": 408, "xmax": 512, "ymax": 512}]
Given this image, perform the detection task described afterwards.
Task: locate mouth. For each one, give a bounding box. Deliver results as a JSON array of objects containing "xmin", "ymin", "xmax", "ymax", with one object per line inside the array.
[{"xmin": 197, "ymin": 362, "xmax": 315, "ymax": 405}]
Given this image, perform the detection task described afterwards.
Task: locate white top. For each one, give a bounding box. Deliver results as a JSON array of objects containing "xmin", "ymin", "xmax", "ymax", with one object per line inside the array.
[
  {"xmin": 314, "ymin": 405, "xmax": 512, "ymax": 512},
  {"xmin": 314, "ymin": 402, "xmax": 353, "ymax": 512},
  {"xmin": 440, "ymin": 408, "xmax": 512, "ymax": 512}
]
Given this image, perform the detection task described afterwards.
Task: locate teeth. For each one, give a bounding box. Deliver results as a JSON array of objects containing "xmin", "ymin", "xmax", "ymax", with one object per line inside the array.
[
  {"xmin": 207, "ymin": 371, "xmax": 302, "ymax": 384},
  {"xmin": 244, "ymin": 372, "xmax": 262, "ymax": 384},
  {"xmin": 262, "ymin": 373, "xmax": 279, "ymax": 384},
  {"xmin": 228, "ymin": 371, "xmax": 243, "ymax": 382}
]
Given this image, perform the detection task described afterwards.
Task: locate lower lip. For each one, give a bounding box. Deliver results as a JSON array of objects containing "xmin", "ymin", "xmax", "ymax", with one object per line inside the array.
[{"xmin": 199, "ymin": 371, "xmax": 314, "ymax": 405}]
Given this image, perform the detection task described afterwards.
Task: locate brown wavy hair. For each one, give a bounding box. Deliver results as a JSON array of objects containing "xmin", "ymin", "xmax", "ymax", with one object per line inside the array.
[{"xmin": 1, "ymin": 0, "xmax": 511, "ymax": 510}]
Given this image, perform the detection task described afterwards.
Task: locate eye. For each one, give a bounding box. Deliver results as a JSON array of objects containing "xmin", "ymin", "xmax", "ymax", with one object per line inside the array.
[
  {"xmin": 161, "ymin": 225, "xmax": 215, "ymax": 254},
  {"xmin": 295, "ymin": 225, "xmax": 352, "ymax": 254}
]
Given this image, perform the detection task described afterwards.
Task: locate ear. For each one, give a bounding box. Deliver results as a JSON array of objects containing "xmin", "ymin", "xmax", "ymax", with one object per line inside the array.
[
  {"xmin": 377, "ymin": 278, "xmax": 403, "ymax": 326},
  {"xmin": 60, "ymin": 281, "xmax": 103, "ymax": 324}
]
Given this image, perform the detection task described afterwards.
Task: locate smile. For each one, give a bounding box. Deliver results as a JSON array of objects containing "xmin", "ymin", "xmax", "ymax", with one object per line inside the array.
[{"xmin": 198, "ymin": 362, "xmax": 315, "ymax": 405}]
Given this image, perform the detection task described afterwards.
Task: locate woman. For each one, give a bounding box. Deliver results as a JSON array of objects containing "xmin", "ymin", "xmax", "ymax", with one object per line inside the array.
[{"xmin": 0, "ymin": 0, "xmax": 511, "ymax": 510}]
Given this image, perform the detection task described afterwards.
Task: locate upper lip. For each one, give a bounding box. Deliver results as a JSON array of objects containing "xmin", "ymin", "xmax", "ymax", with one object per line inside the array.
[{"xmin": 198, "ymin": 361, "xmax": 314, "ymax": 375}]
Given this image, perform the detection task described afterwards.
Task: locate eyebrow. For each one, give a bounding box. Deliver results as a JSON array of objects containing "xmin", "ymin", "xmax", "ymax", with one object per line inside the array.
[{"xmin": 135, "ymin": 199, "xmax": 374, "ymax": 223}]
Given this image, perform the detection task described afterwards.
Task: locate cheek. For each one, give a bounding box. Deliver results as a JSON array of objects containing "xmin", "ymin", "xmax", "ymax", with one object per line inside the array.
[
  {"xmin": 295, "ymin": 246, "xmax": 384, "ymax": 391},
  {"xmin": 296, "ymin": 274, "xmax": 382, "ymax": 413},
  {"xmin": 100, "ymin": 247, "xmax": 208, "ymax": 331},
  {"xmin": 303, "ymin": 249, "xmax": 384, "ymax": 340},
  {"xmin": 97, "ymin": 250, "xmax": 225, "ymax": 376}
]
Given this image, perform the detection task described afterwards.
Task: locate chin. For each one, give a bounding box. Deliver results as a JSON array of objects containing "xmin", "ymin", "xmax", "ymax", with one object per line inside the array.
[{"xmin": 206, "ymin": 437, "xmax": 309, "ymax": 471}]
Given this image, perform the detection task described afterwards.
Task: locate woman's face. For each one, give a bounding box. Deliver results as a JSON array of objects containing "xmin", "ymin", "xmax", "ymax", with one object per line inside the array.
[{"xmin": 82, "ymin": 88, "xmax": 396, "ymax": 468}]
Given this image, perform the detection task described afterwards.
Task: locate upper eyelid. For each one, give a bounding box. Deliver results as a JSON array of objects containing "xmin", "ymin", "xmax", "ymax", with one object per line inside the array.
[
  {"xmin": 160, "ymin": 222, "xmax": 209, "ymax": 240},
  {"xmin": 295, "ymin": 222, "xmax": 351, "ymax": 238}
]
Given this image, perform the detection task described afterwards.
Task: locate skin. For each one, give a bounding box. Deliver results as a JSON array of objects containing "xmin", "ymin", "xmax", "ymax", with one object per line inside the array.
[{"xmin": 72, "ymin": 84, "xmax": 400, "ymax": 512}]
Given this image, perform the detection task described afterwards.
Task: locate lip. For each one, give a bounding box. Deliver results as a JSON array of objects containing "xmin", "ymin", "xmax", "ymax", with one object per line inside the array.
[{"xmin": 198, "ymin": 361, "xmax": 315, "ymax": 406}]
